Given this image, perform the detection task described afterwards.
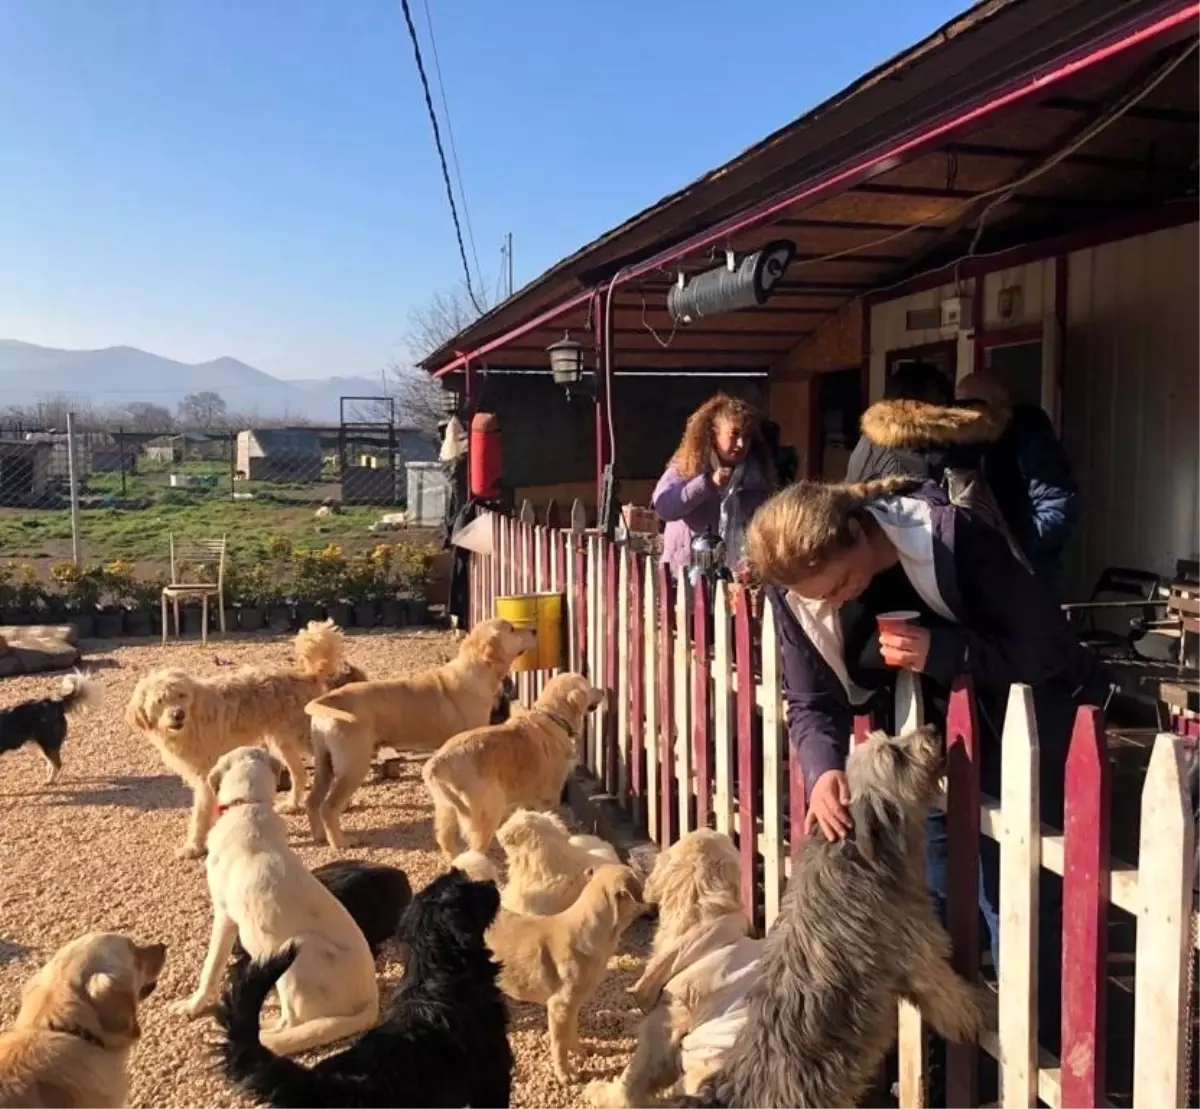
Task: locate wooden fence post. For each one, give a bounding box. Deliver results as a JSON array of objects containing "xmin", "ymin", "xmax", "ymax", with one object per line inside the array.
[
  {"xmin": 604, "ymin": 539, "xmax": 619, "ymax": 796},
  {"xmin": 644, "ymin": 562, "xmax": 660, "ymax": 842},
  {"xmin": 760, "ymin": 597, "xmax": 785, "ymax": 928},
  {"xmin": 675, "ymin": 574, "xmax": 693, "ymax": 836},
  {"xmin": 733, "ymin": 590, "xmax": 757, "ymax": 924},
  {"xmin": 657, "ymin": 563, "xmax": 676, "ymax": 847},
  {"xmin": 692, "ymin": 576, "xmax": 712, "ymax": 829},
  {"xmin": 1132, "ymin": 733, "xmax": 1195, "ymax": 1109},
  {"xmin": 629, "ymin": 554, "xmax": 645, "ymax": 829},
  {"xmin": 616, "ymin": 546, "xmax": 631, "ymax": 807},
  {"xmin": 712, "ymin": 581, "xmax": 735, "ymax": 836},
  {"xmin": 1061, "ymin": 705, "xmax": 1110, "ymax": 1109},
  {"xmin": 999, "ymin": 684, "xmax": 1041, "ymax": 1108}
]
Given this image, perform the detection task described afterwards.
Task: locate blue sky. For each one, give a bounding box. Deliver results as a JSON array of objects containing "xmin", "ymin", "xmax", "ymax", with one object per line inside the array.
[{"xmin": 0, "ymin": 0, "xmax": 966, "ymax": 381}]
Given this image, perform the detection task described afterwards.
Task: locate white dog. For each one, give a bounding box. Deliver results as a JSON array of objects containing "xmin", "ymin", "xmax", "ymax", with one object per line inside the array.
[{"xmin": 172, "ymin": 747, "xmax": 378, "ymax": 1055}]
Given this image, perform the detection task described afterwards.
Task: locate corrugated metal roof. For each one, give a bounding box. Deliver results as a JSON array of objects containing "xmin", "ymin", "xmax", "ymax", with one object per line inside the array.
[{"xmin": 246, "ymin": 428, "xmax": 321, "ymax": 454}]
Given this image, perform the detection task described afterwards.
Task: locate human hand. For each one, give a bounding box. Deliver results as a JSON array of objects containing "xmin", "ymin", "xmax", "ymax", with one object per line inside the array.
[
  {"xmin": 712, "ymin": 467, "xmax": 733, "ymax": 488},
  {"xmin": 805, "ymin": 769, "xmax": 851, "ymax": 841},
  {"xmin": 879, "ymin": 625, "xmax": 932, "ymax": 671}
]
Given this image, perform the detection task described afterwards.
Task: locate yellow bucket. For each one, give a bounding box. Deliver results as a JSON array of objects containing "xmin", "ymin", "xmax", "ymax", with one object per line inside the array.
[{"xmin": 495, "ymin": 591, "xmax": 565, "ymax": 673}]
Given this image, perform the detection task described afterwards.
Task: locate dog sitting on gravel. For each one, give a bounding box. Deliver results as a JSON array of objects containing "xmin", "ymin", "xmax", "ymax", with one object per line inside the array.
[
  {"xmin": 586, "ymin": 829, "xmax": 763, "ymax": 1107},
  {"xmin": 487, "ymin": 863, "xmax": 644, "ymax": 1083},
  {"xmin": 423, "ymin": 672, "xmax": 606, "ymax": 860},
  {"xmin": 174, "ymin": 747, "xmax": 378, "ymax": 1056},
  {"xmin": 689, "ymin": 725, "xmax": 984, "ymax": 1109},
  {"xmin": 0, "ymin": 672, "xmax": 100, "ymax": 785},
  {"xmin": 125, "ymin": 620, "xmax": 364, "ymax": 858},
  {"xmin": 0, "ymin": 931, "xmax": 166, "ymax": 1109},
  {"xmin": 217, "ymin": 869, "xmax": 513, "ymax": 1109},
  {"xmin": 303, "ymin": 618, "xmax": 536, "ymax": 849}
]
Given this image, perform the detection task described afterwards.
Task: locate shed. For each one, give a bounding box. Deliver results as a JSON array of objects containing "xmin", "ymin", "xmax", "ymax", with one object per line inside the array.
[
  {"xmin": 235, "ymin": 428, "xmax": 323, "ymax": 482},
  {"xmin": 0, "ymin": 440, "xmax": 51, "ymax": 505},
  {"xmin": 144, "ymin": 432, "xmax": 223, "ymax": 465}
]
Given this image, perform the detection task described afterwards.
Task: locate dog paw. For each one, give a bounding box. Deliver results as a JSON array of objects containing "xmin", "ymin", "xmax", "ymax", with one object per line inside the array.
[
  {"xmin": 583, "ymin": 1079, "xmax": 631, "ymax": 1108},
  {"xmin": 175, "ymin": 843, "xmax": 206, "ymax": 860},
  {"xmin": 554, "ymin": 1065, "xmax": 579, "ymax": 1085},
  {"xmin": 278, "ymin": 800, "xmax": 303, "ymax": 815},
  {"xmin": 171, "ymin": 995, "xmax": 213, "ymax": 1020}
]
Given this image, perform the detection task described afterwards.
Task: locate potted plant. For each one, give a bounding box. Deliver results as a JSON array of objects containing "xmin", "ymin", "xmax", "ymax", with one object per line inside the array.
[
  {"xmin": 345, "ymin": 551, "xmax": 378, "ymax": 629},
  {"xmin": 8, "ymin": 564, "xmax": 48, "ymax": 626},
  {"xmin": 290, "ymin": 546, "xmax": 327, "ymax": 626},
  {"xmin": 373, "ymin": 544, "xmax": 405, "ymax": 627},
  {"xmin": 263, "ymin": 537, "xmax": 296, "ymax": 632},
  {"xmin": 230, "ymin": 562, "xmax": 270, "ymax": 632},
  {"xmin": 48, "ymin": 563, "xmax": 98, "ymax": 638},
  {"xmin": 96, "ymin": 560, "xmax": 135, "ymax": 638},
  {"xmin": 124, "ymin": 577, "xmax": 162, "ymax": 637},
  {"xmin": 397, "ymin": 543, "xmax": 435, "ymax": 625}
]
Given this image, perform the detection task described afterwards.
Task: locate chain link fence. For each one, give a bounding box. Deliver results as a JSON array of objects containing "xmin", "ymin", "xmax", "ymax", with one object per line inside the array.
[{"xmin": 0, "ymin": 420, "xmax": 448, "ymax": 627}]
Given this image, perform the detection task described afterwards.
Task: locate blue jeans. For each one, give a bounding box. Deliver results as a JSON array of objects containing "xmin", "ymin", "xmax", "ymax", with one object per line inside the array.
[{"xmin": 924, "ymin": 809, "xmax": 1001, "ymax": 969}]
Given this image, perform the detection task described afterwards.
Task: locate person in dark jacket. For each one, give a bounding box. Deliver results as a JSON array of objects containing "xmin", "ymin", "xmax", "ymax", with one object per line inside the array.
[
  {"xmin": 745, "ymin": 476, "xmax": 1108, "ymax": 1051},
  {"xmin": 957, "ymin": 370, "xmax": 1080, "ymax": 579}
]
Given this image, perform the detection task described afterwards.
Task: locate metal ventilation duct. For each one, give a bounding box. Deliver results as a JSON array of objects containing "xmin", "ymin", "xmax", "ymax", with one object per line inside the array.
[{"xmin": 667, "ymin": 240, "xmax": 796, "ymax": 322}]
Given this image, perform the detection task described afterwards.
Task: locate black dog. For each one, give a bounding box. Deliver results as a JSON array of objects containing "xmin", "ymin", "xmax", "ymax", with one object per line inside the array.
[
  {"xmin": 489, "ymin": 675, "xmax": 517, "ymax": 725},
  {"xmin": 230, "ymin": 860, "xmax": 412, "ymax": 968},
  {"xmin": 0, "ymin": 673, "xmax": 98, "ymax": 784},
  {"xmin": 218, "ymin": 869, "xmax": 512, "ymax": 1108}
]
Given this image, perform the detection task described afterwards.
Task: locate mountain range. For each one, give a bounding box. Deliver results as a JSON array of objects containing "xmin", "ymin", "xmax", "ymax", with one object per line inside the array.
[{"xmin": 0, "ymin": 340, "xmax": 395, "ymax": 424}]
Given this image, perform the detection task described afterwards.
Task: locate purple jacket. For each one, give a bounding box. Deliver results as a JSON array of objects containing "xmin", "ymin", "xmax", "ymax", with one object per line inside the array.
[
  {"xmin": 768, "ymin": 482, "xmax": 1107, "ymax": 806},
  {"xmin": 652, "ymin": 457, "xmax": 771, "ymax": 571}
]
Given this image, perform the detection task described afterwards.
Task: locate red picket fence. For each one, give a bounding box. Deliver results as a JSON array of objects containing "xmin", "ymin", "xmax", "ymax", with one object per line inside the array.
[{"xmin": 468, "ymin": 507, "xmax": 1198, "ymax": 1108}]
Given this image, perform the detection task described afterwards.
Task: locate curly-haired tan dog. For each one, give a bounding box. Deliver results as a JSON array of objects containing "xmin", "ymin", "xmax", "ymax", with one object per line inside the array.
[
  {"xmin": 487, "ymin": 864, "xmax": 644, "ymax": 1083},
  {"xmin": 693, "ymin": 725, "xmax": 984, "ymax": 1109},
  {"xmin": 125, "ymin": 620, "xmax": 362, "ymax": 858},
  {"xmin": 586, "ymin": 829, "xmax": 763, "ymax": 1107},
  {"xmin": 494, "ymin": 808, "xmax": 619, "ymax": 915},
  {"xmin": 302, "ymin": 618, "xmax": 536, "ymax": 849},
  {"xmin": 422, "ymin": 672, "xmax": 605, "ymax": 860},
  {"xmin": 0, "ymin": 932, "xmax": 166, "ymax": 1109}
]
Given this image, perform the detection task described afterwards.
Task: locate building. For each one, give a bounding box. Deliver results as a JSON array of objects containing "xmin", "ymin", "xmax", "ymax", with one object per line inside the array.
[
  {"xmin": 144, "ymin": 431, "xmax": 225, "ymax": 465},
  {"xmin": 421, "ymin": 0, "xmax": 1198, "ymax": 601},
  {"xmin": 0, "ymin": 440, "xmax": 51, "ymax": 505},
  {"xmin": 235, "ymin": 428, "xmax": 323, "ymax": 483}
]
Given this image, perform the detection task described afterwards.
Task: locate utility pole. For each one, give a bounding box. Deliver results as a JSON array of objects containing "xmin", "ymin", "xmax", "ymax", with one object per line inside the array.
[{"xmin": 505, "ymin": 232, "xmax": 514, "ymax": 297}]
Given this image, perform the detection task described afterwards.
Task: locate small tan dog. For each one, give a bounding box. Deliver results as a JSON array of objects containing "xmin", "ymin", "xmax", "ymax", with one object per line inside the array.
[
  {"xmin": 0, "ymin": 933, "xmax": 166, "ymax": 1108},
  {"xmin": 174, "ymin": 747, "xmax": 378, "ymax": 1055},
  {"xmin": 423, "ymin": 672, "xmax": 605, "ymax": 860},
  {"xmin": 495, "ymin": 809, "xmax": 620, "ymax": 915},
  {"xmin": 125, "ymin": 620, "xmax": 362, "ymax": 858},
  {"xmin": 303, "ymin": 618, "xmax": 536, "ymax": 849},
  {"xmin": 586, "ymin": 830, "xmax": 763, "ymax": 1107},
  {"xmin": 487, "ymin": 864, "xmax": 644, "ymax": 1082}
]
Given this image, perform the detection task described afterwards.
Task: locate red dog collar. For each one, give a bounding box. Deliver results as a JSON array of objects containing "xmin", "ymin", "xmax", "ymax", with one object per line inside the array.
[{"xmin": 216, "ymin": 798, "xmax": 250, "ymax": 817}]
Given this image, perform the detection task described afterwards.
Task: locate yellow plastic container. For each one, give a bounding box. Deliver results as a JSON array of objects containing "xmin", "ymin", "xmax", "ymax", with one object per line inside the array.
[{"xmin": 494, "ymin": 591, "xmax": 565, "ymax": 673}]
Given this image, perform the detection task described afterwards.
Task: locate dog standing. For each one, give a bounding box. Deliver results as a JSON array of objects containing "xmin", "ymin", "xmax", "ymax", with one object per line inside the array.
[
  {"xmin": 487, "ymin": 863, "xmax": 644, "ymax": 1083},
  {"xmin": 0, "ymin": 673, "xmax": 100, "ymax": 784},
  {"xmin": 587, "ymin": 830, "xmax": 763, "ymax": 1107},
  {"xmin": 0, "ymin": 932, "xmax": 166, "ymax": 1109},
  {"xmin": 693, "ymin": 726, "xmax": 983, "ymax": 1108},
  {"xmin": 173, "ymin": 747, "xmax": 378, "ymax": 1056},
  {"xmin": 217, "ymin": 870, "xmax": 513, "ymax": 1109},
  {"xmin": 423, "ymin": 672, "xmax": 605, "ymax": 860},
  {"xmin": 125, "ymin": 620, "xmax": 361, "ymax": 858},
  {"xmin": 303, "ymin": 618, "xmax": 536, "ymax": 849}
]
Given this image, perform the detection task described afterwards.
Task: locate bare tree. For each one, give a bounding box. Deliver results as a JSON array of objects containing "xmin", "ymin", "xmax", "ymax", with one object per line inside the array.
[
  {"xmin": 177, "ymin": 390, "xmax": 228, "ymax": 429},
  {"xmin": 121, "ymin": 401, "xmax": 175, "ymax": 432},
  {"xmin": 389, "ymin": 282, "xmax": 488, "ymax": 435}
]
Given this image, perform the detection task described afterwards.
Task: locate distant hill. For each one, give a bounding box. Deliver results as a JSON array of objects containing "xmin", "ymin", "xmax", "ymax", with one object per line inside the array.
[{"xmin": 0, "ymin": 340, "xmax": 393, "ymax": 424}]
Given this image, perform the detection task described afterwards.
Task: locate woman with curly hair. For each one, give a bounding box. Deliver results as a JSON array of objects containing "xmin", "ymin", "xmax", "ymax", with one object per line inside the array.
[{"xmin": 651, "ymin": 393, "xmax": 775, "ymax": 574}]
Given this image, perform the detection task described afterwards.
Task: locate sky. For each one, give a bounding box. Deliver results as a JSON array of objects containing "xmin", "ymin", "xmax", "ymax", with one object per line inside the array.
[{"xmin": 0, "ymin": 0, "xmax": 967, "ymax": 381}]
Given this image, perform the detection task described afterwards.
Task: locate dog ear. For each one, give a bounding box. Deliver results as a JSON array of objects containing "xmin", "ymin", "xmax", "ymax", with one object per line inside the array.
[
  {"xmin": 135, "ymin": 943, "xmax": 167, "ymax": 985},
  {"xmin": 124, "ymin": 693, "xmax": 150, "ymax": 732},
  {"xmin": 206, "ymin": 762, "xmax": 225, "ymax": 795},
  {"xmin": 265, "ymin": 753, "xmax": 285, "ymax": 786},
  {"xmin": 86, "ymin": 972, "xmax": 140, "ymax": 1041}
]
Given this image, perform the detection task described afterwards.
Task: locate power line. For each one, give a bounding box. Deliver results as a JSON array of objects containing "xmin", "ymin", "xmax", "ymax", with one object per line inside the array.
[
  {"xmin": 419, "ymin": 0, "xmax": 483, "ymax": 296},
  {"xmin": 397, "ymin": 0, "xmax": 486, "ymax": 315}
]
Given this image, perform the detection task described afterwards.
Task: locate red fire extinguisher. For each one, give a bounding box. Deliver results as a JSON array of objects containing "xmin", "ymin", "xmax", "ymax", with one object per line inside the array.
[{"xmin": 469, "ymin": 411, "xmax": 503, "ymax": 500}]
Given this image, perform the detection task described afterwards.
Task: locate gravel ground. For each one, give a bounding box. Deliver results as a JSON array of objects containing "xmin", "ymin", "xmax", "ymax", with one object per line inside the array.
[{"xmin": 0, "ymin": 630, "xmax": 648, "ymax": 1108}]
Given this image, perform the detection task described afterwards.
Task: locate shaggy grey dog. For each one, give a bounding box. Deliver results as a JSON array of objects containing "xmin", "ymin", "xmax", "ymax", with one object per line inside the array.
[{"xmin": 690, "ymin": 725, "xmax": 983, "ymax": 1109}]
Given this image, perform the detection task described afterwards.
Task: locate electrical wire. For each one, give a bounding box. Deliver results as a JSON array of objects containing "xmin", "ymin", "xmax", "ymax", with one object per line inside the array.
[
  {"xmin": 397, "ymin": 0, "xmax": 487, "ymax": 316},
  {"xmin": 641, "ymin": 293, "xmax": 679, "ymax": 348},
  {"xmin": 419, "ymin": 0, "xmax": 484, "ymax": 296}
]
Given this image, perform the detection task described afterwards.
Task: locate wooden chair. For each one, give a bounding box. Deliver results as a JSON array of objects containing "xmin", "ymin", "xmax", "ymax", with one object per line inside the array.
[{"xmin": 162, "ymin": 535, "xmax": 227, "ymax": 645}]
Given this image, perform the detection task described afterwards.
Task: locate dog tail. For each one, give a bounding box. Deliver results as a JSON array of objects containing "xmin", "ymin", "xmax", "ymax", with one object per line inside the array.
[
  {"xmin": 216, "ymin": 946, "xmax": 320, "ymax": 1108},
  {"xmin": 59, "ymin": 672, "xmax": 101, "ymax": 714},
  {"xmin": 293, "ymin": 618, "xmax": 345, "ymax": 680},
  {"xmin": 304, "ymin": 696, "xmax": 358, "ymax": 723},
  {"xmin": 451, "ymin": 849, "xmax": 499, "ymax": 883}
]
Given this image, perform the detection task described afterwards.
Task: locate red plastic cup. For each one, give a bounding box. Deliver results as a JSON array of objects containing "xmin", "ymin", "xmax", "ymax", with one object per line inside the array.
[{"xmin": 876, "ymin": 610, "xmax": 920, "ymax": 668}]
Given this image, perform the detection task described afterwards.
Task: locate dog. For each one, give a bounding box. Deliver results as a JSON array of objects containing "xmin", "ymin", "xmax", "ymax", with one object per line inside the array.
[
  {"xmin": 217, "ymin": 869, "xmax": 513, "ymax": 1109},
  {"xmin": 586, "ymin": 830, "xmax": 762, "ymax": 1108},
  {"xmin": 303, "ymin": 618, "xmax": 536, "ymax": 849},
  {"xmin": 125, "ymin": 620, "xmax": 363, "ymax": 858},
  {"xmin": 0, "ymin": 672, "xmax": 100, "ymax": 785},
  {"xmin": 490, "ymin": 674, "xmax": 517, "ymax": 725},
  {"xmin": 231, "ymin": 860, "xmax": 411, "ymax": 967},
  {"xmin": 691, "ymin": 726, "xmax": 984, "ymax": 1109},
  {"xmin": 487, "ymin": 863, "xmax": 644, "ymax": 1083},
  {"xmin": 423, "ymin": 672, "xmax": 605, "ymax": 860},
  {"xmin": 0, "ymin": 932, "xmax": 166, "ymax": 1108},
  {"xmin": 494, "ymin": 808, "xmax": 620, "ymax": 915},
  {"xmin": 173, "ymin": 747, "xmax": 378, "ymax": 1056}
]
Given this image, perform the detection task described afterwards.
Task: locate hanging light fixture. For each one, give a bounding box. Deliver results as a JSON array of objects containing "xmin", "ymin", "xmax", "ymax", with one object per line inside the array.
[
  {"xmin": 667, "ymin": 240, "xmax": 796, "ymax": 323},
  {"xmin": 547, "ymin": 332, "xmax": 585, "ymax": 387}
]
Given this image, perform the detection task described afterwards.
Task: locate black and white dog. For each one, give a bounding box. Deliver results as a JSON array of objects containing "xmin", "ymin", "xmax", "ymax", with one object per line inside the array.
[{"xmin": 0, "ymin": 672, "xmax": 100, "ymax": 784}]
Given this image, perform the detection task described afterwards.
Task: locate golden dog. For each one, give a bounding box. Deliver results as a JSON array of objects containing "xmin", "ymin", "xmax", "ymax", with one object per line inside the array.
[
  {"xmin": 303, "ymin": 618, "xmax": 536, "ymax": 849},
  {"xmin": 422, "ymin": 672, "xmax": 605, "ymax": 860},
  {"xmin": 125, "ymin": 620, "xmax": 362, "ymax": 858},
  {"xmin": 0, "ymin": 933, "xmax": 166, "ymax": 1108},
  {"xmin": 487, "ymin": 864, "xmax": 644, "ymax": 1082}
]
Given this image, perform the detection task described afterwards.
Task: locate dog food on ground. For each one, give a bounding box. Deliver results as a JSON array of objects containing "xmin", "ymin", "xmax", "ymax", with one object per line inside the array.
[{"xmin": 0, "ymin": 631, "xmax": 647, "ymax": 1109}]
